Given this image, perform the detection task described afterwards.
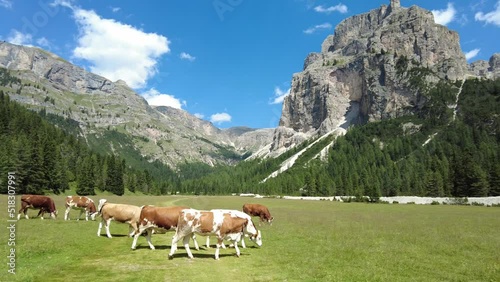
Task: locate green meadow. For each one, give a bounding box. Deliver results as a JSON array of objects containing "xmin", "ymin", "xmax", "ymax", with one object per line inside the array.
[{"xmin": 1, "ymin": 195, "xmax": 499, "ymax": 281}]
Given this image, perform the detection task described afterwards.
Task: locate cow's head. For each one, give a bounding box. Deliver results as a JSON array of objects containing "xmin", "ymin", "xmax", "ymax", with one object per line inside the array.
[
  {"xmin": 50, "ymin": 209, "xmax": 58, "ymax": 219},
  {"xmin": 249, "ymin": 230, "xmax": 262, "ymax": 247},
  {"xmin": 97, "ymin": 199, "xmax": 107, "ymax": 214},
  {"xmin": 245, "ymin": 219, "xmax": 262, "ymax": 247},
  {"xmin": 268, "ymin": 216, "xmax": 274, "ymax": 225}
]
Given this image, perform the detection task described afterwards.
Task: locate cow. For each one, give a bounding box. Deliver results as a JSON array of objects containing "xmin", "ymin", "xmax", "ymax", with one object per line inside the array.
[
  {"xmin": 205, "ymin": 209, "xmax": 258, "ymax": 249},
  {"xmin": 131, "ymin": 205, "xmax": 199, "ymax": 251},
  {"xmin": 169, "ymin": 209, "xmax": 262, "ymax": 260},
  {"xmin": 17, "ymin": 195, "xmax": 58, "ymax": 220},
  {"xmin": 64, "ymin": 196, "xmax": 98, "ymax": 221},
  {"xmin": 243, "ymin": 203, "xmax": 273, "ymax": 225},
  {"xmin": 97, "ymin": 199, "xmax": 141, "ymax": 238}
]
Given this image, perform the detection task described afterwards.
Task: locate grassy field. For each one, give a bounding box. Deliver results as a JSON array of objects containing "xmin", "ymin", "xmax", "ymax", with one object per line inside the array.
[{"xmin": 1, "ymin": 195, "xmax": 499, "ymax": 282}]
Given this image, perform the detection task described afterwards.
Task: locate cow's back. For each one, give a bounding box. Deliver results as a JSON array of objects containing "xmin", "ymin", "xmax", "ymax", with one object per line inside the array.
[
  {"xmin": 140, "ymin": 205, "xmax": 188, "ymax": 229},
  {"xmin": 104, "ymin": 203, "xmax": 141, "ymax": 222}
]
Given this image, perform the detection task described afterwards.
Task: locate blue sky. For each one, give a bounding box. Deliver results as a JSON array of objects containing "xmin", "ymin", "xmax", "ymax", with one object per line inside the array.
[{"xmin": 0, "ymin": 0, "xmax": 499, "ymax": 129}]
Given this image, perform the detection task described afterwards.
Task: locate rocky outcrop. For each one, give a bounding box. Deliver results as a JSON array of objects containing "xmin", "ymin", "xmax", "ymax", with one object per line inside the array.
[
  {"xmin": 266, "ymin": 1, "xmax": 469, "ymax": 157},
  {"xmin": 468, "ymin": 53, "xmax": 500, "ymax": 79}
]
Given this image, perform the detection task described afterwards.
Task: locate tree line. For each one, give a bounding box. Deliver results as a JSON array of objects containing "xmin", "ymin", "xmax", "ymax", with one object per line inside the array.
[{"xmin": 0, "ymin": 89, "xmax": 186, "ymax": 195}]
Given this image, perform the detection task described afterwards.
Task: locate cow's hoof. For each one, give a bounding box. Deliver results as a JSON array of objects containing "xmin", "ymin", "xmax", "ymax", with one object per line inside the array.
[{"xmin": 168, "ymin": 255, "xmax": 173, "ymax": 260}]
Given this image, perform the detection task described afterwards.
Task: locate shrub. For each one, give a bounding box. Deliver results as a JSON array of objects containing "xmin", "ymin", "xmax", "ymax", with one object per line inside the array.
[{"xmin": 449, "ymin": 197, "xmax": 469, "ymax": 206}]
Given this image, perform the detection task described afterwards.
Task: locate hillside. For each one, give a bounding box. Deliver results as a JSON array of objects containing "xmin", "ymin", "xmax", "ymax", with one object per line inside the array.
[{"xmin": 0, "ymin": 41, "xmax": 273, "ymax": 168}]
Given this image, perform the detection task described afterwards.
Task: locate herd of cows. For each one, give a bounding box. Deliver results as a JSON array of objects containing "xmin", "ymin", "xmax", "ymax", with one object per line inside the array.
[{"xmin": 16, "ymin": 195, "xmax": 274, "ymax": 260}]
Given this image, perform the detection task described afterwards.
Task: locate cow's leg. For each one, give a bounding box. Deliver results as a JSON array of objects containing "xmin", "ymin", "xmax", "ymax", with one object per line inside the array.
[
  {"xmin": 128, "ymin": 222, "xmax": 138, "ymax": 237},
  {"xmin": 145, "ymin": 229, "xmax": 155, "ymax": 250},
  {"xmin": 215, "ymin": 238, "xmax": 224, "ymax": 260},
  {"xmin": 64, "ymin": 207, "xmax": 71, "ymax": 220},
  {"xmin": 18, "ymin": 204, "xmax": 27, "ymax": 220},
  {"xmin": 97, "ymin": 219, "xmax": 104, "ymax": 236},
  {"xmin": 37, "ymin": 209, "xmax": 45, "ymax": 220},
  {"xmin": 105, "ymin": 219, "xmax": 112, "ymax": 238},
  {"xmin": 240, "ymin": 233, "xmax": 246, "ymax": 248},
  {"xmin": 131, "ymin": 228, "xmax": 143, "ymax": 250},
  {"xmin": 168, "ymin": 234, "xmax": 182, "ymax": 259},
  {"xmin": 192, "ymin": 234, "xmax": 199, "ymax": 251},
  {"xmin": 84, "ymin": 210, "xmax": 89, "ymax": 221},
  {"xmin": 206, "ymin": 236, "xmax": 211, "ymax": 248},
  {"xmin": 233, "ymin": 239, "xmax": 241, "ymax": 257},
  {"xmin": 128, "ymin": 225, "xmax": 136, "ymax": 237},
  {"xmin": 183, "ymin": 235, "xmax": 194, "ymax": 259}
]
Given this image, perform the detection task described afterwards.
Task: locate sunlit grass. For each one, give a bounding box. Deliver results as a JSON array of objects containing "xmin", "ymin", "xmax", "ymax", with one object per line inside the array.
[{"xmin": 0, "ymin": 195, "xmax": 499, "ymax": 281}]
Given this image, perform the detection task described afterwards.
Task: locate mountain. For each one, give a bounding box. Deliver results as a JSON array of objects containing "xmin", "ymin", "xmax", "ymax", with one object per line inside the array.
[
  {"xmin": 261, "ymin": 0, "xmax": 498, "ymax": 161},
  {"xmin": 0, "ymin": 41, "xmax": 273, "ymax": 168}
]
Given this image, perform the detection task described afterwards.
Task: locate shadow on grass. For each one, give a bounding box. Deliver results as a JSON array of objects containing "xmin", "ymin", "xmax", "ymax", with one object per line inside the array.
[
  {"xmin": 168, "ymin": 252, "xmax": 247, "ymax": 260},
  {"xmin": 96, "ymin": 234, "xmax": 129, "ymax": 238},
  {"xmin": 133, "ymin": 245, "xmax": 211, "ymax": 250}
]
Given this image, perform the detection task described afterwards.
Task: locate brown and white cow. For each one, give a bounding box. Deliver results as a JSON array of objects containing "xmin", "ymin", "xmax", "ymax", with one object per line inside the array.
[
  {"xmin": 243, "ymin": 203, "xmax": 273, "ymax": 225},
  {"xmin": 169, "ymin": 209, "xmax": 262, "ymax": 260},
  {"xmin": 97, "ymin": 199, "xmax": 141, "ymax": 238},
  {"xmin": 131, "ymin": 205, "xmax": 199, "ymax": 251},
  {"xmin": 64, "ymin": 196, "xmax": 98, "ymax": 221},
  {"xmin": 205, "ymin": 209, "xmax": 260, "ymax": 249},
  {"xmin": 17, "ymin": 195, "xmax": 58, "ymax": 220}
]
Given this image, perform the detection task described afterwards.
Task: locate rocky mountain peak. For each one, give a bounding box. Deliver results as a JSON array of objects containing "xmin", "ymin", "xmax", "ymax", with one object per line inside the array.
[{"xmin": 266, "ymin": 1, "xmax": 470, "ymax": 157}]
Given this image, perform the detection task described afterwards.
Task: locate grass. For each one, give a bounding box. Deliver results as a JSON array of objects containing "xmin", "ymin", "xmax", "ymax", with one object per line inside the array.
[{"xmin": 1, "ymin": 195, "xmax": 499, "ymax": 281}]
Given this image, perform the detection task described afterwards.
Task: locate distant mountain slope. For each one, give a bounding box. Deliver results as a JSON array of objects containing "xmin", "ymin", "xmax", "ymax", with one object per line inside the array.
[{"xmin": 0, "ymin": 41, "xmax": 273, "ymax": 167}]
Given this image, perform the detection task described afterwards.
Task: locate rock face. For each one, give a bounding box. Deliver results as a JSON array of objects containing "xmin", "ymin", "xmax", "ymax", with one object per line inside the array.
[
  {"xmin": 0, "ymin": 41, "xmax": 273, "ymax": 167},
  {"xmin": 468, "ymin": 53, "xmax": 500, "ymax": 79},
  {"xmin": 267, "ymin": 1, "xmax": 469, "ymax": 156}
]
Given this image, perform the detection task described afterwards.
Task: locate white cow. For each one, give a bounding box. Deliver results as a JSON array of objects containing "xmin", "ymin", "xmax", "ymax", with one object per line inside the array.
[{"xmin": 169, "ymin": 209, "xmax": 262, "ymax": 260}]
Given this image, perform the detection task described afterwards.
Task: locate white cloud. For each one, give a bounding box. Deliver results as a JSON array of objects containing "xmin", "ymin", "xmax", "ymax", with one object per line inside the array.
[
  {"xmin": 7, "ymin": 30, "xmax": 32, "ymax": 45},
  {"xmin": 465, "ymin": 48, "xmax": 480, "ymax": 60},
  {"xmin": 111, "ymin": 6, "xmax": 121, "ymax": 13},
  {"xmin": 0, "ymin": 0, "xmax": 12, "ymax": 9},
  {"xmin": 180, "ymin": 52, "xmax": 196, "ymax": 62},
  {"xmin": 141, "ymin": 88, "xmax": 185, "ymax": 109},
  {"xmin": 210, "ymin": 112, "xmax": 232, "ymax": 124},
  {"xmin": 432, "ymin": 3, "xmax": 457, "ymax": 26},
  {"xmin": 194, "ymin": 113, "xmax": 204, "ymax": 119},
  {"xmin": 303, "ymin": 23, "xmax": 332, "ymax": 34},
  {"xmin": 270, "ymin": 86, "xmax": 290, "ymax": 104},
  {"xmin": 36, "ymin": 37, "xmax": 51, "ymax": 48},
  {"xmin": 314, "ymin": 4, "xmax": 348, "ymax": 14},
  {"xmin": 61, "ymin": 6, "xmax": 170, "ymax": 89},
  {"xmin": 475, "ymin": 1, "xmax": 500, "ymax": 26}
]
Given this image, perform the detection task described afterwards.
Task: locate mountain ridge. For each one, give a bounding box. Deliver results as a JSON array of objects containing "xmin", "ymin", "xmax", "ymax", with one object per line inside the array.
[{"xmin": 0, "ymin": 41, "xmax": 273, "ymax": 168}]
